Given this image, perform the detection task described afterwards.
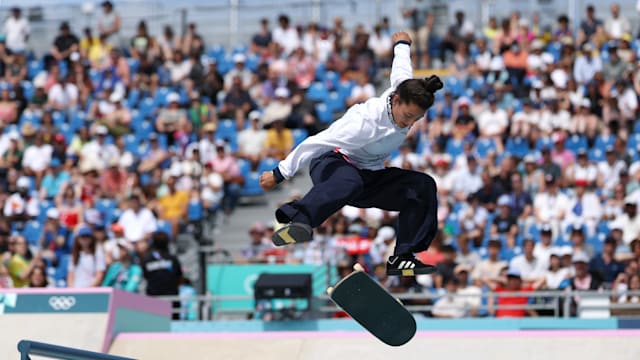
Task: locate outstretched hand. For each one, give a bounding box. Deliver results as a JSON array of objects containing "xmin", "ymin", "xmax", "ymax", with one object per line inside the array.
[
  {"xmin": 260, "ymin": 171, "xmax": 278, "ymax": 191},
  {"xmin": 392, "ymin": 31, "xmax": 412, "ymax": 45}
]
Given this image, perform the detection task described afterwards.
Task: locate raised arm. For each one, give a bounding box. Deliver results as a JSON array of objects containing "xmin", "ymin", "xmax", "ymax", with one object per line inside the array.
[{"xmin": 390, "ymin": 32, "xmax": 413, "ymax": 89}]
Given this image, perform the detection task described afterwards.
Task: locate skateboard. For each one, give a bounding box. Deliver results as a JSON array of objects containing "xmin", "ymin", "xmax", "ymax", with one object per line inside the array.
[{"xmin": 327, "ymin": 264, "xmax": 417, "ymax": 346}]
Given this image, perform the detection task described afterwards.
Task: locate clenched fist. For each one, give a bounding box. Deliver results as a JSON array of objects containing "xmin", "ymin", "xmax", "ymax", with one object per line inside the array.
[
  {"xmin": 392, "ymin": 31, "xmax": 412, "ymax": 45},
  {"xmin": 260, "ymin": 171, "xmax": 278, "ymax": 191}
]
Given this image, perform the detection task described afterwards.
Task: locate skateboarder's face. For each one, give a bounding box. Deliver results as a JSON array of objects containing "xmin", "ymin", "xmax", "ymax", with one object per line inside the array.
[{"xmin": 392, "ymin": 97, "xmax": 424, "ymax": 129}]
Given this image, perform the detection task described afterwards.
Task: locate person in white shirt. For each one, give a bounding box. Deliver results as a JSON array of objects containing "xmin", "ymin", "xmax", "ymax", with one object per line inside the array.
[
  {"xmin": 22, "ymin": 132, "xmax": 52, "ymax": 184},
  {"xmin": 368, "ymin": 25, "xmax": 392, "ymax": 64},
  {"xmin": 450, "ymin": 154, "xmax": 483, "ymax": 201},
  {"xmin": 509, "ymin": 238, "xmax": 547, "ymax": 285},
  {"xmin": 510, "ymin": 100, "xmax": 539, "ymax": 137},
  {"xmin": 117, "ymin": 195, "xmax": 158, "ymax": 243},
  {"xmin": 260, "ymin": 32, "xmax": 444, "ymax": 276},
  {"xmin": 566, "ymin": 150, "xmax": 598, "ymax": 187},
  {"xmin": 347, "ymin": 72, "xmax": 376, "ymax": 107},
  {"xmin": 573, "ymin": 43, "xmax": 602, "ymax": 85},
  {"xmin": 432, "ymin": 278, "xmax": 468, "ymax": 318},
  {"xmin": 562, "ymin": 180, "xmax": 602, "ymax": 236},
  {"xmin": 534, "ymin": 174, "xmax": 570, "ymax": 235},
  {"xmin": 3, "ymin": 8, "xmax": 30, "ymax": 53},
  {"xmin": 597, "ymin": 146, "xmax": 626, "ymax": 196},
  {"xmin": 477, "ymin": 96, "xmax": 508, "ymax": 149},
  {"xmin": 604, "ymin": 3, "xmax": 631, "ymax": 40},
  {"xmin": 238, "ymin": 110, "xmax": 267, "ymax": 169},
  {"xmin": 3, "ymin": 176, "xmax": 39, "ymax": 221},
  {"xmin": 272, "ymin": 15, "xmax": 300, "ymax": 56},
  {"xmin": 533, "ymin": 225, "xmax": 554, "ymax": 261},
  {"xmin": 389, "ymin": 140, "xmax": 422, "ymax": 171},
  {"xmin": 80, "ymin": 125, "xmax": 119, "ymax": 170},
  {"xmin": 48, "ymin": 75, "xmax": 79, "ymax": 111},
  {"xmin": 224, "ymin": 54, "xmax": 253, "ymax": 91},
  {"xmin": 543, "ymin": 250, "xmax": 571, "ymax": 289}
]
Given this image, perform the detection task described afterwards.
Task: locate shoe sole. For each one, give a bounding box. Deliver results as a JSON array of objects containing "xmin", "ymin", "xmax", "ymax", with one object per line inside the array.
[
  {"xmin": 386, "ymin": 267, "xmax": 437, "ymax": 277},
  {"xmin": 272, "ymin": 223, "xmax": 313, "ymax": 246}
]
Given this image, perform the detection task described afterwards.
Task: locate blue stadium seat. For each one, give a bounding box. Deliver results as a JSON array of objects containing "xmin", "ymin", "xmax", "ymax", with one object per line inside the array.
[
  {"xmin": 55, "ymin": 254, "xmax": 70, "ymax": 288},
  {"xmin": 306, "ymin": 82, "xmax": 330, "ymax": 102},
  {"xmin": 566, "ymin": 134, "xmax": 588, "ymax": 154},
  {"xmin": 237, "ymin": 158, "xmax": 251, "ymax": 176},
  {"xmin": 37, "ymin": 200, "xmax": 54, "ymax": 224},
  {"xmin": 292, "ymin": 128, "xmax": 308, "ymax": 147},
  {"xmin": 27, "ymin": 60, "xmax": 43, "ymax": 80},
  {"xmin": 588, "ymin": 147, "xmax": 604, "ymax": 162},
  {"xmin": 19, "ymin": 112, "xmax": 41, "ymax": 127},
  {"xmin": 95, "ymin": 198, "xmax": 116, "ymax": 224},
  {"xmin": 215, "ymin": 119, "xmax": 238, "ymax": 152},
  {"xmin": 187, "ymin": 199, "xmax": 203, "ymax": 221},
  {"xmin": 135, "ymin": 121, "xmax": 154, "ymax": 140},
  {"xmin": 154, "ymin": 87, "xmax": 171, "ymax": 107},
  {"xmin": 208, "ymin": 45, "xmax": 226, "ymax": 63},
  {"xmin": 52, "ymin": 111, "xmax": 66, "ymax": 127},
  {"xmin": 231, "ymin": 44, "xmax": 248, "ymax": 55},
  {"xmin": 245, "ymin": 54, "xmax": 259, "ymax": 72},
  {"xmin": 315, "ymin": 103, "xmax": 333, "ymax": 123},
  {"xmin": 325, "ymin": 92, "xmax": 344, "ymax": 113},
  {"xmin": 127, "ymin": 58, "xmax": 140, "ymax": 74},
  {"xmin": 21, "ymin": 81, "xmax": 34, "ymax": 100},
  {"xmin": 314, "ymin": 62, "xmax": 326, "ymax": 81},
  {"xmin": 595, "ymin": 134, "xmax": 615, "ymax": 149},
  {"xmin": 445, "ymin": 138, "xmax": 464, "ymax": 158},
  {"xmin": 127, "ymin": 88, "xmax": 141, "ymax": 108},
  {"xmin": 257, "ymin": 157, "xmax": 279, "ymax": 174},
  {"xmin": 535, "ymin": 137, "xmax": 553, "ymax": 151},
  {"xmin": 505, "ymin": 137, "xmax": 530, "ymax": 158},
  {"xmin": 322, "ymin": 71, "xmax": 340, "ymax": 90},
  {"xmin": 241, "ymin": 171, "xmax": 264, "ymax": 196},
  {"xmin": 138, "ymin": 98, "xmax": 157, "ymax": 119},
  {"xmin": 124, "ymin": 134, "xmax": 138, "ymax": 154},
  {"xmin": 444, "ymin": 77, "xmax": 464, "ymax": 98},
  {"xmin": 22, "ymin": 221, "xmax": 42, "ymax": 246},
  {"xmin": 156, "ymin": 220, "xmax": 173, "ymax": 238},
  {"xmin": 69, "ymin": 110, "xmax": 86, "ymax": 130},
  {"xmin": 475, "ymin": 138, "xmax": 496, "ymax": 158}
]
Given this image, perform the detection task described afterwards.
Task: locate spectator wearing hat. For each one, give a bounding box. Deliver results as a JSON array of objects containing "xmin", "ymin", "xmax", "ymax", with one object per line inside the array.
[
  {"xmin": 3, "ymin": 7, "xmax": 30, "ymax": 54},
  {"xmin": 491, "ymin": 194, "xmax": 519, "ymax": 247},
  {"xmin": 454, "ymin": 264, "xmax": 482, "ymax": 316},
  {"xmin": 38, "ymin": 207, "xmax": 71, "ymax": 262},
  {"xmin": 101, "ymin": 238, "xmax": 142, "ymax": 292},
  {"xmin": 486, "ymin": 268, "xmax": 539, "ymax": 318},
  {"xmin": 67, "ymin": 226, "xmax": 106, "ymax": 288},
  {"xmin": 563, "ymin": 179, "xmax": 602, "ymax": 235},
  {"xmin": 238, "ymin": 110, "xmax": 267, "ymax": 169},
  {"xmin": 80, "ymin": 125, "xmax": 118, "ymax": 171},
  {"xmin": 100, "ymin": 157, "xmax": 128, "ymax": 201},
  {"xmin": 51, "ymin": 21, "xmax": 79, "ymax": 63},
  {"xmin": 100, "ymin": 91, "xmax": 131, "ymax": 136},
  {"xmin": 567, "ymin": 251, "xmax": 603, "ymax": 315},
  {"xmin": 589, "ymin": 236, "xmax": 625, "ymax": 285},
  {"xmin": 208, "ymin": 140, "xmax": 243, "ymax": 218},
  {"xmin": 39, "ymin": 157, "xmax": 70, "ymax": 200},
  {"xmin": 573, "ymin": 43, "xmax": 602, "ymax": 85},
  {"xmin": 224, "ymin": 53, "xmax": 253, "ymax": 91},
  {"xmin": 96, "ymin": 1, "xmax": 121, "ymax": 45},
  {"xmin": 534, "ymin": 224, "xmax": 555, "ymax": 259},
  {"xmin": 471, "ymin": 239, "xmax": 507, "ymax": 287},
  {"xmin": 242, "ymin": 222, "xmax": 269, "ymax": 262},
  {"xmin": 156, "ymin": 93, "xmax": 191, "ymax": 148},
  {"xmin": 3, "ymin": 176, "xmax": 38, "ymax": 228}
]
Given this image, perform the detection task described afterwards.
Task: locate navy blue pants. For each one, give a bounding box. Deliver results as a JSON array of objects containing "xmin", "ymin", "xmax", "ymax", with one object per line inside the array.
[{"xmin": 276, "ymin": 151, "xmax": 439, "ymax": 255}]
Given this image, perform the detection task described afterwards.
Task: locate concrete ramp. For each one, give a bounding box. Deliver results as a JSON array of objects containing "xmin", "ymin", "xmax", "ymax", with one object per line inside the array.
[{"xmin": 110, "ymin": 330, "xmax": 640, "ymax": 360}]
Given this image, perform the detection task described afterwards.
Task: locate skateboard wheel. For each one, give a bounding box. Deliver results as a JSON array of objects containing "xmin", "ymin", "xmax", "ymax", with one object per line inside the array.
[
  {"xmin": 326, "ymin": 287, "xmax": 334, "ymax": 295},
  {"xmin": 353, "ymin": 263, "xmax": 364, "ymax": 272}
]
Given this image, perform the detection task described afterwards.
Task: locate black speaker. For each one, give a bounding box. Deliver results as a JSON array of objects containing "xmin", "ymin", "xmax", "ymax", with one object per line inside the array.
[{"xmin": 253, "ymin": 273, "xmax": 312, "ymax": 300}]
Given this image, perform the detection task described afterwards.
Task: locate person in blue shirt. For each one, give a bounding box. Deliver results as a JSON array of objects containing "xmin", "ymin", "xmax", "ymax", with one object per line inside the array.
[
  {"xmin": 39, "ymin": 157, "xmax": 70, "ymax": 200},
  {"xmin": 260, "ymin": 32, "xmax": 443, "ymax": 276},
  {"xmin": 102, "ymin": 239, "xmax": 142, "ymax": 292}
]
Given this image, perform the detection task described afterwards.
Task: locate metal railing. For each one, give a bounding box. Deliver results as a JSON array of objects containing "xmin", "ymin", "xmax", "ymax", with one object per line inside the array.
[
  {"xmin": 17, "ymin": 340, "xmax": 134, "ymax": 360},
  {"xmin": 156, "ymin": 289, "xmax": 640, "ymax": 321}
]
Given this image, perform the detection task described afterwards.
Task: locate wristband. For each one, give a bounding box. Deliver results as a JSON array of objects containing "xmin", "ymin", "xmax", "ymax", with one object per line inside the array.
[
  {"xmin": 272, "ymin": 167, "xmax": 285, "ymax": 184},
  {"xmin": 394, "ymin": 40, "xmax": 411, "ymax": 47}
]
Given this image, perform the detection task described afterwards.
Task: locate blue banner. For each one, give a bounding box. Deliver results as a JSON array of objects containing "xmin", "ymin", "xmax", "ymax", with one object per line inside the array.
[{"xmin": 0, "ymin": 293, "xmax": 109, "ymax": 314}]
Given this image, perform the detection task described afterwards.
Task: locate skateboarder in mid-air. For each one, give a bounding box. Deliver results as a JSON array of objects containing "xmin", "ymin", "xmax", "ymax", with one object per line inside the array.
[{"xmin": 260, "ymin": 31, "xmax": 443, "ymax": 276}]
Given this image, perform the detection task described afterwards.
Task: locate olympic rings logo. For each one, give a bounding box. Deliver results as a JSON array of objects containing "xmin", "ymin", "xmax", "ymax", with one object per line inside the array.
[{"xmin": 48, "ymin": 296, "xmax": 77, "ymax": 311}]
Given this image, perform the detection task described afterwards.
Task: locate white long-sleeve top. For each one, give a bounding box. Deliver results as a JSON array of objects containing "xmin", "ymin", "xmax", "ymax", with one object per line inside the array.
[{"xmin": 277, "ymin": 43, "xmax": 414, "ymax": 180}]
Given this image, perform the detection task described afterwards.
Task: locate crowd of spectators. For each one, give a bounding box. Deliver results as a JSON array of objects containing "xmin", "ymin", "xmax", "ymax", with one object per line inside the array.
[{"xmin": 0, "ymin": 1, "xmax": 640, "ymax": 318}]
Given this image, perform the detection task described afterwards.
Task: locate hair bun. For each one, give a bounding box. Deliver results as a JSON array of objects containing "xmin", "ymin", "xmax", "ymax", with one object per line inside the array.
[{"xmin": 424, "ymin": 75, "xmax": 444, "ymax": 93}]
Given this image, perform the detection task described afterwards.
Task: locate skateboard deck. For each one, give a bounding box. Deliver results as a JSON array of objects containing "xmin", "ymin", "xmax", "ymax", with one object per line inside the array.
[{"xmin": 327, "ymin": 264, "xmax": 417, "ymax": 346}]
